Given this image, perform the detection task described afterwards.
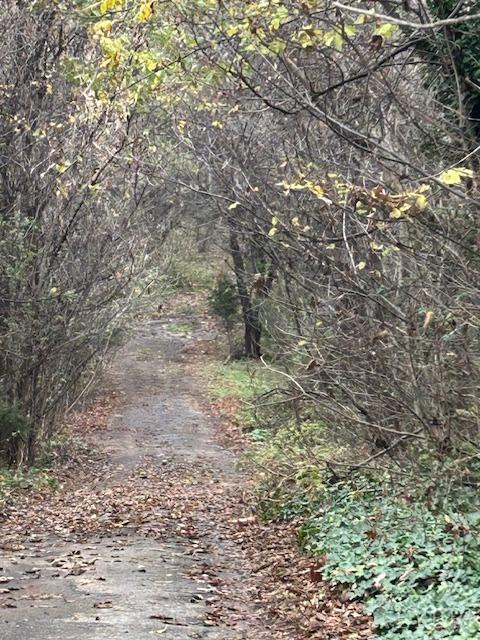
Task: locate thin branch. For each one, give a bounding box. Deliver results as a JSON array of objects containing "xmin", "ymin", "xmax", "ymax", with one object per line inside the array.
[{"xmin": 333, "ymin": 2, "xmax": 480, "ymax": 29}]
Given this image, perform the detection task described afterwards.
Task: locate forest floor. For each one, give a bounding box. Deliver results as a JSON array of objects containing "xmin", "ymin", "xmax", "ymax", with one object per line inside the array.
[{"xmin": 0, "ymin": 294, "xmax": 370, "ymax": 640}]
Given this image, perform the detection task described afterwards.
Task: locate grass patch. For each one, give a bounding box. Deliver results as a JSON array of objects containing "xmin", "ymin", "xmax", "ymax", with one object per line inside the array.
[
  {"xmin": 0, "ymin": 434, "xmax": 90, "ymax": 506},
  {"xmin": 205, "ymin": 361, "xmax": 339, "ymax": 517},
  {"xmin": 167, "ymin": 321, "xmax": 195, "ymax": 334},
  {"xmin": 176, "ymin": 261, "xmax": 217, "ymax": 292},
  {"xmin": 39, "ymin": 434, "xmax": 89, "ymax": 467},
  {"xmin": 205, "ymin": 361, "xmax": 340, "ymax": 521},
  {"xmin": 206, "ymin": 360, "xmax": 269, "ymax": 401},
  {"xmin": 167, "ymin": 251, "xmax": 221, "ymax": 293},
  {"xmin": 205, "ymin": 359, "xmax": 279, "ymax": 428}
]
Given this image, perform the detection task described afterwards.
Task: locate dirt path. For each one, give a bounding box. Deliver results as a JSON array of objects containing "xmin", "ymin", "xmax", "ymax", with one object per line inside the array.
[
  {"xmin": 0, "ymin": 310, "xmax": 274, "ymax": 640},
  {"xmin": 0, "ymin": 305, "xmax": 370, "ymax": 640}
]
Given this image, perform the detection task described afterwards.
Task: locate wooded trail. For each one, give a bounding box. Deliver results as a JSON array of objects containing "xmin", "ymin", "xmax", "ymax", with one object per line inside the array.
[
  {"xmin": 3, "ymin": 4, "xmax": 479, "ymax": 637},
  {"xmin": 0, "ymin": 310, "xmax": 292, "ymax": 639}
]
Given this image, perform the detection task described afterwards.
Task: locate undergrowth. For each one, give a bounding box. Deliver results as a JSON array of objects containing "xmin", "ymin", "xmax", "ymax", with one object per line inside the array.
[
  {"xmin": 216, "ymin": 360, "xmax": 480, "ymax": 638},
  {"xmin": 167, "ymin": 321, "xmax": 195, "ymax": 334},
  {"xmin": 205, "ymin": 359, "xmax": 278, "ymax": 428},
  {"xmin": 0, "ymin": 467, "xmax": 59, "ymax": 505},
  {"xmin": 298, "ymin": 477, "xmax": 480, "ymax": 639},
  {"xmin": 249, "ymin": 420, "xmax": 340, "ymax": 521},
  {"xmin": 0, "ymin": 435, "xmax": 88, "ymax": 506},
  {"xmin": 165, "ymin": 231, "xmax": 221, "ymax": 293},
  {"xmin": 252, "ymin": 428, "xmax": 480, "ymax": 638}
]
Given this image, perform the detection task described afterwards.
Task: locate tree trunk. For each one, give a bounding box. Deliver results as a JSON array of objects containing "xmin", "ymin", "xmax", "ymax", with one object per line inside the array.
[
  {"xmin": 228, "ymin": 227, "xmax": 262, "ymax": 358},
  {"xmin": 244, "ymin": 308, "xmax": 262, "ymax": 359}
]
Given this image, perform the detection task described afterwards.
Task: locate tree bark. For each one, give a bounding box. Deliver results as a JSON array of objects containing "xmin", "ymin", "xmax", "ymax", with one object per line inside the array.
[{"xmin": 228, "ymin": 227, "xmax": 262, "ymax": 358}]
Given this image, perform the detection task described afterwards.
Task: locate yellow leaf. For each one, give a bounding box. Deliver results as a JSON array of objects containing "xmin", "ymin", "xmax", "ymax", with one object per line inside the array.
[
  {"xmin": 228, "ymin": 202, "xmax": 240, "ymax": 210},
  {"xmin": 344, "ymin": 25, "xmax": 358, "ymax": 37},
  {"xmin": 357, "ymin": 261, "xmax": 366, "ymax": 270},
  {"xmin": 374, "ymin": 23, "xmax": 398, "ymax": 39},
  {"xmin": 269, "ymin": 39, "xmax": 287, "ymax": 55},
  {"xmin": 415, "ymin": 194, "xmax": 428, "ymax": 210},
  {"xmin": 55, "ymin": 161, "xmax": 71, "ymax": 174},
  {"xmin": 438, "ymin": 167, "xmax": 473, "ymax": 185},
  {"xmin": 390, "ymin": 208, "xmax": 403, "ymax": 219},
  {"xmin": 145, "ymin": 58, "xmax": 157, "ymax": 72},
  {"xmin": 100, "ymin": 0, "xmax": 123, "ymax": 14},
  {"xmin": 92, "ymin": 20, "xmax": 112, "ymax": 34},
  {"xmin": 226, "ymin": 24, "xmax": 239, "ymax": 37},
  {"xmin": 297, "ymin": 30, "xmax": 314, "ymax": 48},
  {"xmin": 324, "ymin": 30, "xmax": 343, "ymax": 51},
  {"xmin": 417, "ymin": 183, "xmax": 431, "ymax": 193},
  {"xmin": 136, "ymin": 1, "xmax": 154, "ymax": 22}
]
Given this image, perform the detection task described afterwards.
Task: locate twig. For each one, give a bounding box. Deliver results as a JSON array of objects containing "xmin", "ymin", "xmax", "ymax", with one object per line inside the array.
[{"xmin": 333, "ymin": 2, "xmax": 480, "ymax": 30}]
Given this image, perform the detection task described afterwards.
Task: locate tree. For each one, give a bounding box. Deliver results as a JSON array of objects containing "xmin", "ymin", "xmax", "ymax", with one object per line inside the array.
[
  {"xmin": 50, "ymin": 0, "xmax": 480, "ymax": 477},
  {"xmin": 0, "ymin": 1, "xmax": 159, "ymax": 463}
]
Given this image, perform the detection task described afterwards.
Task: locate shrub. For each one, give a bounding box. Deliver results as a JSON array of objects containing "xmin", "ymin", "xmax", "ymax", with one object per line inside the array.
[
  {"xmin": 250, "ymin": 420, "xmax": 340, "ymax": 521},
  {"xmin": 0, "ymin": 402, "xmax": 31, "ymax": 464},
  {"xmin": 209, "ymin": 272, "xmax": 239, "ymax": 331}
]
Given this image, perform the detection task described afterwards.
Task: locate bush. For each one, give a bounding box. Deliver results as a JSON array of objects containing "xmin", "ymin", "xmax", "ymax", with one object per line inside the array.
[
  {"xmin": 0, "ymin": 402, "xmax": 31, "ymax": 464},
  {"xmin": 250, "ymin": 420, "xmax": 340, "ymax": 521},
  {"xmin": 0, "ymin": 2, "xmax": 150, "ymax": 464},
  {"xmin": 209, "ymin": 272, "xmax": 239, "ymax": 330}
]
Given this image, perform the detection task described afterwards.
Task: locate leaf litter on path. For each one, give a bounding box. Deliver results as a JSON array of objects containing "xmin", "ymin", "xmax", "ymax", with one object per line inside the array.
[{"xmin": 0, "ymin": 299, "xmax": 373, "ymax": 640}]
